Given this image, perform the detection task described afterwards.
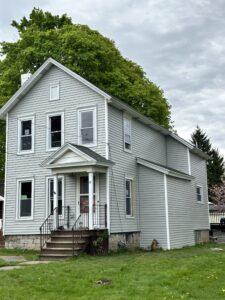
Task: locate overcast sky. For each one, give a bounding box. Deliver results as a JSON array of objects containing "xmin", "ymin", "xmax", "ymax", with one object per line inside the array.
[{"xmin": 1, "ymin": 0, "xmax": 225, "ymax": 155}]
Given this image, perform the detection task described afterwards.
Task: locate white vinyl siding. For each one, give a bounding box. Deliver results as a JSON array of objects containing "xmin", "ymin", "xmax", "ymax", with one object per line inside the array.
[
  {"xmin": 46, "ymin": 112, "xmax": 64, "ymax": 151},
  {"xmin": 123, "ymin": 116, "xmax": 132, "ymax": 152},
  {"xmin": 18, "ymin": 115, "xmax": 34, "ymax": 154},
  {"xmin": 17, "ymin": 178, "xmax": 34, "ymax": 220},
  {"xmin": 78, "ymin": 107, "xmax": 97, "ymax": 147},
  {"xmin": 49, "ymin": 84, "xmax": 59, "ymax": 101}
]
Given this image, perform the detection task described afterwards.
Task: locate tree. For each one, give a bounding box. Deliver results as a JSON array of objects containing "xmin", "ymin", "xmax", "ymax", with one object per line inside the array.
[
  {"xmin": 190, "ymin": 125, "xmax": 211, "ymax": 153},
  {"xmin": 0, "ymin": 8, "xmax": 172, "ymax": 181},
  {"xmin": 190, "ymin": 126, "xmax": 225, "ymax": 192}
]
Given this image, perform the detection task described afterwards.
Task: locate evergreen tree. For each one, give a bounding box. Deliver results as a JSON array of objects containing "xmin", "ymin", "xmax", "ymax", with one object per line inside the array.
[{"xmin": 190, "ymin": 126, "xmax": 225, "ymax": 190}]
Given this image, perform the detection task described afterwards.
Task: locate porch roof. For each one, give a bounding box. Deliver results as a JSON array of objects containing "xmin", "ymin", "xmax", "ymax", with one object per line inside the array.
[{"xmin": 42, "ymin": 143, "xmax": 113, "ymax": 174}]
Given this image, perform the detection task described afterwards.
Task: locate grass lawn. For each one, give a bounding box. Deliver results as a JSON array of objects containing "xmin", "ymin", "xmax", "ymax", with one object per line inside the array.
[{"xmin": 0, "ymin": 244, "xmax": 225, "ymax": 299}]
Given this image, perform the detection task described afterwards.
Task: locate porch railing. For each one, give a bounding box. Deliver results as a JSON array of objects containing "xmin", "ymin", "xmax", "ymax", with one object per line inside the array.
[
  {"xmin": 209, "ymin": 210, "xmax": 225, "ymax": 225},
  {"xmin": 40, "ymin": 206, "xmax": 70, "ymax": 250}
]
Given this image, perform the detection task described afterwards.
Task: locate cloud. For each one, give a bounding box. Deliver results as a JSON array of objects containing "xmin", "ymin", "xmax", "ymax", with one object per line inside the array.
[{"xmin": 1, "ymin": 0, "xmax": 225, "ymax": 156}]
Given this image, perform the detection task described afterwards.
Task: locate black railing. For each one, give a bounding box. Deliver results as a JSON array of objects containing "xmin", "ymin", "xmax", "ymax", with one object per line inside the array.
[
  {"xmin": 40, "ymin": 206, "xmax": 70, "ymax": 250},
  {"xmin": 72, "ymin": 204, "xmax": 107, "ymax": 256}
]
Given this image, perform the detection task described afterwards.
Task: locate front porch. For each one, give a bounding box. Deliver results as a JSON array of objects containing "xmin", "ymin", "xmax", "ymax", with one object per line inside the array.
[{"xmin": 40, "ymin": 143, "xmax": 112, "ymax": 258}]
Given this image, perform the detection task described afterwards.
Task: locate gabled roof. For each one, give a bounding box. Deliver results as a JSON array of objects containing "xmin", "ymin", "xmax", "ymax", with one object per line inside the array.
[
  {"xmin": 42, "ymin": 143, "xmax": 113, "ymax": 169},
  {"xmin": 0, "ymin": 57, "xmax": 209, "ymax": 160},
  {"xmin": 137, "ymin": 158, "xmax": 194, "ymax": 181},
  {"xmin": 0, "ymin": 58, "xmax": 111, "ymax": 119}
]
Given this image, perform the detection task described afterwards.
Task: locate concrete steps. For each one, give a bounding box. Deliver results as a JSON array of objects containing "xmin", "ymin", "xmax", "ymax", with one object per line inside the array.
[{"xmin": 40, "ymin": 230, "xmax": 91, "ymax": 260}]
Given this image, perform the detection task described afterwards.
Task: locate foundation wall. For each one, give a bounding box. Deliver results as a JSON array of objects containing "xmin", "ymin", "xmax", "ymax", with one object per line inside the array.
[
  {"xmin": 109, "ymin": 232, "xmax": 140, "ymax": 251},
  {"xmin": 5, "ymin": 235, "xmax": 40, "ymax": 250}
]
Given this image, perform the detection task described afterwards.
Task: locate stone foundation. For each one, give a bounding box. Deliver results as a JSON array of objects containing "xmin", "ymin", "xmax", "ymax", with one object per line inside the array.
[
  {"xmin": 195, "ymin": 230, "xmax": 209, "ymax": 244},
  {"xmin": 5, "ymin": 235, "xmax": 40, "ymax": 250},
  {"xmin": 210, "ymin": 229, "xmax": 225, "ymax": 243},
  {"xmin": 109, "ymin": 232, "xmax": 140, "ymax": 251}
]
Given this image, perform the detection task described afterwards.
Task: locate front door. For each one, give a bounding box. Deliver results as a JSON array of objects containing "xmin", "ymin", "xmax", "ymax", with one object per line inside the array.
[{"xmin": 77, "ymin": 174, "xmax": 99, "ymax": 228}]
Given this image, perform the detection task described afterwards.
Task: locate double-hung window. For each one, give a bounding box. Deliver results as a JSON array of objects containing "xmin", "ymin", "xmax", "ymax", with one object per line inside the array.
[
  {"xmin": 196, "ymin": 185, "xmax": 203, "ymax": 203},
  {"xmin": 18, "ymin": 116, "xmax": 34, "ymax": 154},
  {"xmin": 17, "ymin": 179, "xmax": 34, "ymax": 219},
  {"xmin": 47, "ymin": 112, "xmax": 64, "ymax": 150},
  {"xmin": 123, "ymin": 116, "xmax": 132, "ymax": 152},
  {"xmin": 78, "ymin": 107, "xmax": 97, "ymax": 146},
  {"xmin": 125, "ymin": 178, "xmax": 133, "ymax": 217}
]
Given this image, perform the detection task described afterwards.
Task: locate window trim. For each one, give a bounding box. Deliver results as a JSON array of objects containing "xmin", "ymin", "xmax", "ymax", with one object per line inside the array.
[
  {"xmin": 16, "ymin": 178, "xmax": 34, "ymax": 220},
  {"xmin": 125, "ymin": 177, "xmax": 134, "ymax": 218},
  {"xmin": 46, "ymin": 111, "xmax": 64, "ymax": 152},
  {"xmin": 77, "ymin": 106, "xmax": 97, "ymax": 147},
  {"xmin": 123, "ymin": 114, "xmax": 132, "ymax": 153},
  {"xmin": 196, "ymin": 185, "xmax": 203, "ymax": 204},
  {"xmin": 17, "ymin": 115, "xmax": 35, "ymax": 155},
  {"xmin": 49, "ymin": 83, "xmax": 60, "ymax": 101},
  {"xmin": 45, "ymin": 176, "xmax": 65, "ymax": 218}
]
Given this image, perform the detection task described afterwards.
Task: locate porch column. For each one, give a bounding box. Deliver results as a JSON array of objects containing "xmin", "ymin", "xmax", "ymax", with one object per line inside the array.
[
  {"xmin": 53, "ymin": 175, "xmax": 58, "ymax": 230},
  {"xmin": 88, "ymin": 172, "xmax": 94, "ymax": 230}
]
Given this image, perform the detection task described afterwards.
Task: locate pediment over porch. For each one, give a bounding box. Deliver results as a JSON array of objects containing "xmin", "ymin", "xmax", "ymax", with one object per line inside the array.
[{"xmin": 42, "ymin": 143, "xmax": 113, "ymax": 174}]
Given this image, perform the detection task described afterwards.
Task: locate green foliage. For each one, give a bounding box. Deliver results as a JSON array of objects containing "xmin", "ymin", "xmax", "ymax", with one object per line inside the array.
[
  {"xmin": 0, "ymin": 8, "xmax": 172, "ymax": 181},
  {"xmin": 190, "ymin": 126, "xmax": 225, "ymax": 193}
]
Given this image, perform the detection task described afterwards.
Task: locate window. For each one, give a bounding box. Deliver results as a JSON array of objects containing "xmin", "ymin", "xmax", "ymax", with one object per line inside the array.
[
  {"xmin": 78, "ymin": 107, "xmax": 97, "ymax": 146},
  {"xmin": 18, "ymin": 116, "xmax": 34, "ymax": 153},
  {"xmin": 196, "ymin": 185, "xmax": 203, "ymax": 203},
  {"xmin": 47, "ymin": 177, "xmax": 64, "ymax": 215},
  {"xmin": 47, "ymin": 112, "xmax": 64, "ymax": 150},
  {"xmin": 50, "ymin": 84, "xmax": 59, "ymax": 101},
  {"xmin": 125, "ymin": 178, "xmax": 133, "ymax": 216},
  {"xmin": 17, "ymin": 179, "xmax": 33, "ymax": 219},
  {"xmin": 124, "ymin": 116, "xmax": 132, "ymax": 152}
]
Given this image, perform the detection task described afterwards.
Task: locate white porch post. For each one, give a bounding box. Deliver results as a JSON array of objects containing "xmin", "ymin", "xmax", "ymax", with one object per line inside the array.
[
  {"xmin": 88, "ymin": 172, "xmax": 94, "ymax": 230},
  {"xmin": 53, "ymin": 175, "xmax": 58, "ymax": 230}
]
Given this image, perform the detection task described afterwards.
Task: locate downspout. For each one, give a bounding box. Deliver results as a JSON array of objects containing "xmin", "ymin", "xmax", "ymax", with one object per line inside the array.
[
  {"xmin": 3, "ymin": 113, "xmax": 8, "ymax": 235},
  {"xmin": 105, "ymin": 98, "xmax": 110, "ymax": 234}
]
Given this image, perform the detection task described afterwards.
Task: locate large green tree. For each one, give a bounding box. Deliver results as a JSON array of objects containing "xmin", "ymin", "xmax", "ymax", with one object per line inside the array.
[
  {"xmin": 190, "ymin": 126, "xmax": 225, "ymax": 192},
  {"xmin": 0, "ymin": 8, "xmax": 172, "ymax": 181}
]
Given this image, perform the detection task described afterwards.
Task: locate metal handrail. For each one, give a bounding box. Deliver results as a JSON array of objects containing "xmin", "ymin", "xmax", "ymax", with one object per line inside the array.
[{"xmin": 40, "ymin": 206, "xmax": 70, "ymax": 251}]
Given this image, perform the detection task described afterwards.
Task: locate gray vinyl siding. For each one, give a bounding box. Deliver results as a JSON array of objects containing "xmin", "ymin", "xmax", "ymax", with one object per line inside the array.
[
  {"xmin": 108, "ymin": 105, "xmax": 167, "ymax": 234},
  {"xmin": 167, "ymin": 176, "xmax": 195, "ymax": 248},
  {"xmin": 5, "ymin": 65, "xmax": 106, "ymax": 235},
  {"xmin": 166, "ymin": 137, "xmax": 189, "ymax": 174},
  {"xmin": 138, "ymin": 165, "xmax": 167, "ymax": 249},
  {"xmin": 189, "ymin": 153, "xmax": 210, "ymax": 230}
]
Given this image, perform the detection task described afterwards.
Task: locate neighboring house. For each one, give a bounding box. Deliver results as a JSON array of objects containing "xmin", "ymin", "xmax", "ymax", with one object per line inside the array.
[{"xmin": 0, "ymin": 58, "xmax": 210, "ymax": 256}]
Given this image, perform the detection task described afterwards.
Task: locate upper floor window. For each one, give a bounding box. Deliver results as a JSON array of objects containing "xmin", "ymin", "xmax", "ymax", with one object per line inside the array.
[
  {"xmin": 196, "ymin": 185, "xmax": 203, "ymax": 203},
  {"xmin": 47, "ymin": 112, "xmax": 64, "ymax": 151},
  {"xmin": 18, "ymin": 116, "xmax": 34, "ymax": 154},
  {"xmin": 17, "ymin": 178, "xmax": 34, "ymax": 219},
  {"xmin": 123, "ymin": 116, "xmax": 132, "ymax": 152},
  {"xmin": 125, "ymin": 178, "xmax": 133, "ymax": 217},
  {"xmin": 78, "ymin": 107, "xmax": 97, "ymax": 147},
  {"xmin": 50, "ymin": 84, "xmax": 59, "ymax": 101}
]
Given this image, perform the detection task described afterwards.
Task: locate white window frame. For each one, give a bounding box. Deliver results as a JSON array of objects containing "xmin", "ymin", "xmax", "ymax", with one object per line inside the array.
[
  {"xmin": 46, "ymin": 111, "xmax": 64, "ymax": 151},
  {"xmin": 16, "ymin": 178, "xmax": 34, "ymax": 220},
  {"xmin": 45, "ymin": 176, "xmax": 65, "ymax": 218},
  {"xmin": 17, "ymin": 115, "xmax": 35, "ymax": 154},
  {"xmin": 123, "ymin": 115, "xmax": 132, "ymax": 153},
  {"xmin": 78, "ymin": 106, "xmax": 97, "ymax": 147},
  {"xmin": 49, "ymin": 83, "xmax": 60, "ymax": 101},
  {"xmin": 125, "ymin": 177, "xmax": 134, "ymax": 217},
  {"xmin": 196, "ymin": 185, "xmax": 203, "ymax": 204}
]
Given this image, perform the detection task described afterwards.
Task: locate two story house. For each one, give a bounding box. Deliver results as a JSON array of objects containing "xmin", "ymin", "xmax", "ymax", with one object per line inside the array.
[{"xmin": 0, "ymin": 58, "xmax": 209, "ymax": 257}]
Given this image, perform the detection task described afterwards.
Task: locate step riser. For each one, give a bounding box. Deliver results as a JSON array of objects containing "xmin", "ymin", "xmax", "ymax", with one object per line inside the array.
[
  {"xmin": 50, "ymin": 237, "xmax": 89, "ymax": 243},
  {"xmin": 42, "ymin": 249, "xmax": 80, "ymax": 255},
  {"xmin": 52, "ymin": 230, "xmax": 92, "ymax": 236},
  {"xmin": 46, "ymin": 242, "xmax": 85, "ymax": 248}
]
